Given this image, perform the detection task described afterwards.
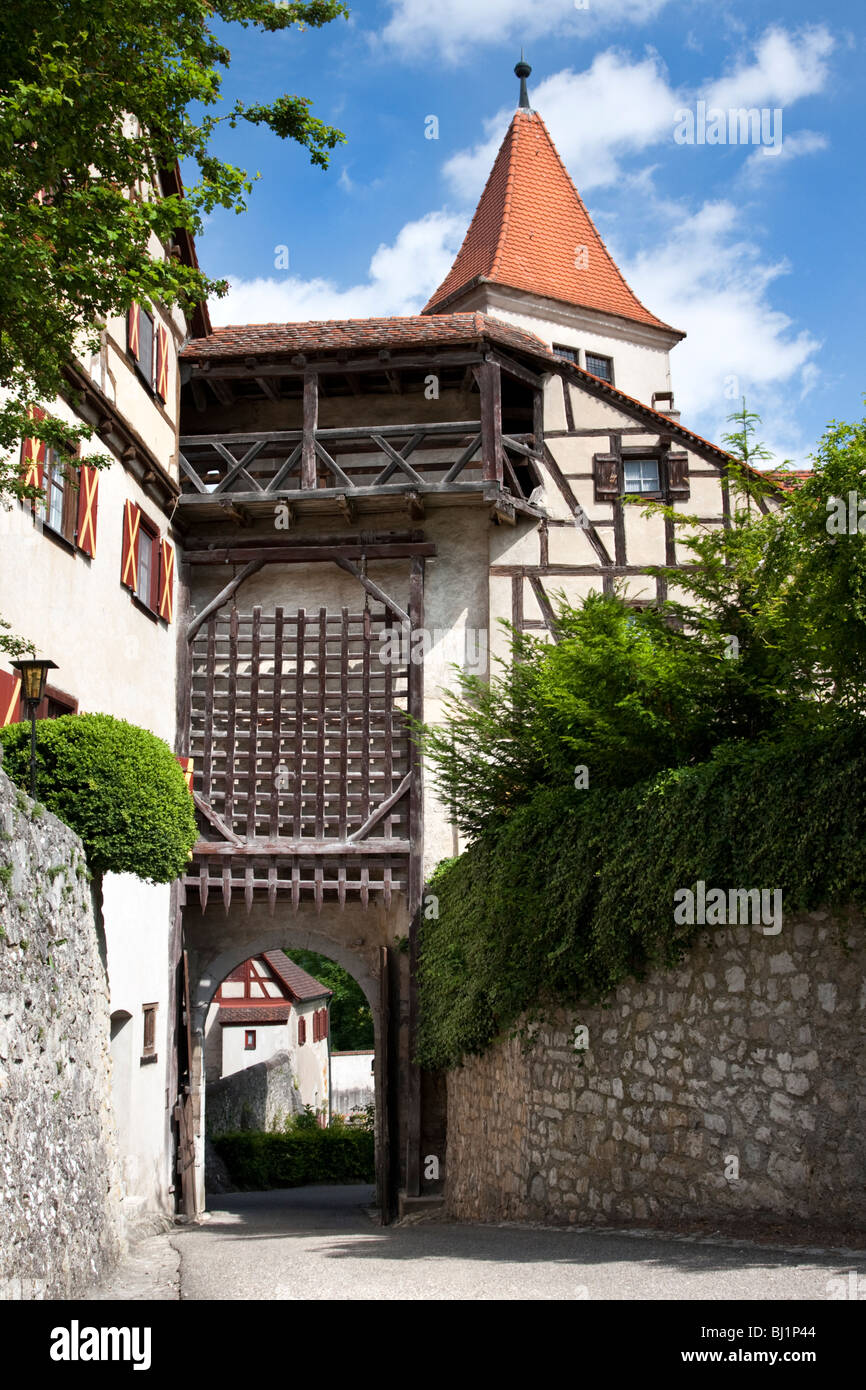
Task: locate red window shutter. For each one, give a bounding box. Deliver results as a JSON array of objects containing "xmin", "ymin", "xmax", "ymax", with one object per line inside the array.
[
  {"xmin": 128, "ymin": 304, "xmax": 140, "ymax": 359},
  {"xmin": 176, "ymin": 755, "xmax": 194, "ymax": 793},
  {"xmin": 0, "ymin": 670, "xmax": 22, "ymax": 727},
  {"xmin": 120, "ymin": 500, "xmax": 141, "ymax": 590},
  {"xmin": 155, "ymin": 323, "xmax": 170, "ymax": 402},
  {"xmin": 158, "ymin": 537, "xmax": 175, "ymax": 621},
  {"xmin": 76, "ymin": 466, "xmax": 99, "ymax": 557},
  {"xmin": 20, "ymin": 405, "xmax": 47, "ymax": 491},
  {"xmin": 298, "ymin": 1016, "xmax": 306, "ymax": 1046},
  {"xmin": 312, "ymin": 1010, "xmax": 317, "ymax": 1043},
  {"xmin": 323, "ymin": 1009, "xmax": 328, "ymax": 1039}
]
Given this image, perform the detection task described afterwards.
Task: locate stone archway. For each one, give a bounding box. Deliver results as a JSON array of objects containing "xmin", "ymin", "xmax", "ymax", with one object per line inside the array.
[{"xmin": 182, "ymin": 893, "xmax": 409, "ymax": 1219}]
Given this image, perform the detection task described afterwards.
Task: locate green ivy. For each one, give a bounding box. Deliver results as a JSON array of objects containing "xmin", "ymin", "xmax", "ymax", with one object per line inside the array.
[
  {"xmin": 417, "ymin": 719, "xmax": 866, "ymax": 1070},
  {"xmin": 0, "ymin": 713, "xmax": 196, "ymax": 882}
]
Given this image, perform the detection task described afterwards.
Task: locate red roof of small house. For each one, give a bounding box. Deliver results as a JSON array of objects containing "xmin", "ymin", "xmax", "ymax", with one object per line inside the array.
[
  {"xmin": 218, "ymin": 1005, "xmax": 291, "ymax": 1026},
  {"xmin": 263, "ymin": 951, "xmax": 332, "ymax": 1003},
  {"xmin": 423, "ymin": 109, "xmax": 681, "ymax": 337},
  {"xmin": 764, "ymin": 469, "xmax": 811, "ymax": 492},
  {"xmin": 180, "ymin": 312, "xmax": 552, "ymax": 363}
]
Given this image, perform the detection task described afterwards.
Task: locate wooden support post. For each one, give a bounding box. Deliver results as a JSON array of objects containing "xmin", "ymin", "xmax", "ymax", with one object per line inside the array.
[
  {"xmin": 476, "ymin": 360, "xmax": 503, "ymax": 484},
  {"xmin": 301, "ymin": 371, "xmax": 318, "ymax": 490},
  {"xmin": 406, "ymin": 556, "xmax": 425, "ymax": 1199}
]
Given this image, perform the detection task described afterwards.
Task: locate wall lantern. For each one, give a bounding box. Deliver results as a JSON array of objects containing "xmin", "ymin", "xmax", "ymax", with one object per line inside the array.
[{"xmin": 11, "ymin": 658, "xmax": 57, "ymax": 799}]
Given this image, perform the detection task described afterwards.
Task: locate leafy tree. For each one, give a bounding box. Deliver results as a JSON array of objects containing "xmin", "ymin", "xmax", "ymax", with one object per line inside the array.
[
  {"xmin": 0, "ymin": 0, "xmax": 347, "ymax": 484},
  {"xmin": 285, "ymin": 949, "xmax": 373, "ymax": 1050},
  {"xmin": 0, "ymin": 712, "xmax": 197, "ymax": 880},
  {"xmin": 422, "ymin": 406, "xmax": 866, "ymax": 838}
]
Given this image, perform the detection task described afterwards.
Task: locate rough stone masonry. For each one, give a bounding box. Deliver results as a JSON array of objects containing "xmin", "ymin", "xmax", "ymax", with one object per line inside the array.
[
  {"xmin": 0, "ymin": 760, "xmax": 123, "ymax": 1299},
  {"xmin": 445, "ymin": 911, "xmax": 866, "ymax": 1233}
]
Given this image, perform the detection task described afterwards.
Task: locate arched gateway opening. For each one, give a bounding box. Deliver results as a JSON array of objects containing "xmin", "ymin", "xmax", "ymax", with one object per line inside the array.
[{"xmin": 179, "ymin": 901, "xmax": 407, "ymax": 1220}]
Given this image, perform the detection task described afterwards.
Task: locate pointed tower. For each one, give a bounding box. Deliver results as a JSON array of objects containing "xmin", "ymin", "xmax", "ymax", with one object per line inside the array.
[{"xmin": 423, "ymin": 59, "xmax": 684, "ymax": 406}]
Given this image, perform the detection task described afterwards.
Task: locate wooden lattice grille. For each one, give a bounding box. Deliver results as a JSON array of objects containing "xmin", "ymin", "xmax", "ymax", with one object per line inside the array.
[{"xmin": 189, "ymin": 602, "xmax": 410, "ymax": 846}]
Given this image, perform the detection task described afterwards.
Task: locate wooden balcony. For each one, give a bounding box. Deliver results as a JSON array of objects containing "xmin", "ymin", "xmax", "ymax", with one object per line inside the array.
[{"xmin": 177, "ymin": 420, "xmax": 542, "ymax": 523}]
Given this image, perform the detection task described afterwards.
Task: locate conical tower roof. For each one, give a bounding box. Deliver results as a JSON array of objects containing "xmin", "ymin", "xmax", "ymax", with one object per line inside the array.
[{"xmin": 423, "ymin": 103, "xmax": 680, "ymax": 336}]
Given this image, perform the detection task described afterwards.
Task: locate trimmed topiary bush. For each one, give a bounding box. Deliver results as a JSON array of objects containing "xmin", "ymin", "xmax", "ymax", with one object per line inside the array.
[
  {"xmin": 212, "ymin": 1128, "xmax": 375, "ymax": 1190},
  {"xmin": 0, "ymin": 713, "xmax": 196, "ymax": 882}
]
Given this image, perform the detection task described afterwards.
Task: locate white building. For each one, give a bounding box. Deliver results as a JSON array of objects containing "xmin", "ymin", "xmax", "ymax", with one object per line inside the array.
[{"xmin": 204, "ymin": 951, "xmax": 331, "ymax": 1116}]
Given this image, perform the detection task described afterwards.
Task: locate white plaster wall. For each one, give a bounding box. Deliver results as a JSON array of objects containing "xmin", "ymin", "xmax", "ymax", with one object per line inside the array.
[
  {"xmin": 0, "ymin": 391, "xmax": 180, "ymax": 1223},
  {"xmin": 450, "ymin": 282, "xmax": 679, "ymax": 407},
  {"xmin": 100, "ymin": 873, "xmax": 173, "ymax": 1216},
  {"xmin": 221, "ymin": 1020, "xmax": 289, "ymax": 1077},
  {"xmin": 332, "ymin": 1051, "xmax": 375, "ymax": 1091},
  {"xmin": 291, "ymin": 1002, "xmax": 330, "ymax": 1116}
]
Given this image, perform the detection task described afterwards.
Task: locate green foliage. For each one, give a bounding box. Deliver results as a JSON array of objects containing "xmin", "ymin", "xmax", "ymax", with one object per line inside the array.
[
  {"xmin": 212, "ymin": 1127, "xmax": 375, "ymax": 1190},
  {"xmin": 418, "ymin": 719, "xmax": 866, "ymax": 1070},
  {"xmin": 285, "ymin": 949, "xmax": 373, "ymax": 1049},
  {"xmin": 0, "ymin": 713, "xmax": 196, "ymax": 881},
  {"xmin": 0, "ymin": 0, "xmax": 347, "ymax": 480}
]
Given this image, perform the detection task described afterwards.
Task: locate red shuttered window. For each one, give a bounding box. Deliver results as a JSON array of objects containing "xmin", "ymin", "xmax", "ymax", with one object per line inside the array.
[
  {"xmin": 155, "ymin": 323, "xmax": 170, "ymax": 402},
  {"xmin": 76, "ymin": 466, "xmax": 99, "ymax": 557},
  {"xmin": 158, "ymin": 538, "xmax": 175, "ymax": 622},
  {"xmin": 20, "ymin": 405, "xmax": 46, "ymax": 492},
  {"xmin": 0, "ymin": 670, "xmax": 22, "ymax": 727}
]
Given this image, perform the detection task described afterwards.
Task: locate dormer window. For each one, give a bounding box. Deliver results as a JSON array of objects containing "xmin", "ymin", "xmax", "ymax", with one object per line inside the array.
[
  {"xmin": 585, "ymin": 352, "xmax": 613, "ymax": 383},
  {"xmin": 623, "ymin": 458, "xmax": 660, "ymax": 494}
]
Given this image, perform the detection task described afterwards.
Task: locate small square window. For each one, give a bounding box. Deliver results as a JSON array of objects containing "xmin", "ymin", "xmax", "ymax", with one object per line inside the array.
[
  {"xmin": 141, "ymin": 1003, "xmax": 158, "ymax": 1064},
  {"xmin": 623, "ymin": 459, "xmax": 660, "ymax": 494},
  {"xmin": 585, "ymin": 353, "xmax": 613, "ymax": 383},
  {"xmin": 244, "ymin": 1030, "xmax": 256, "ymax": 1051},
  {"xmin": 552, "ymin": 344, "xmax": 577, "ymax": 363}
]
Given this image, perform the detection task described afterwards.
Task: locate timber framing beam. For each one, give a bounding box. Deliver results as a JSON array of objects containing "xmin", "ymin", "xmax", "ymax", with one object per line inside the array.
[
  {"xmin": 183, "ymin": 348, "xmax": 487, "ymax": 382},
  {"xmin": 184, "ymin": 541, "xmax": 436, "ymax": 566}
]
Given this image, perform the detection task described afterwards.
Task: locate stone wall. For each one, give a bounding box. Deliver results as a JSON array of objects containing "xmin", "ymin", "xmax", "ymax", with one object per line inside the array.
[
  {"xmin": 445, "ymin": 911, "xmax": 866, "ymax": 1233},
  {"xmin": 0, "ymin": 763, "xmax": 124, "ymax": 1298},
  {"xmin": 206, "ymin": 1050, "xmax": 303, "ymax": 1137}
]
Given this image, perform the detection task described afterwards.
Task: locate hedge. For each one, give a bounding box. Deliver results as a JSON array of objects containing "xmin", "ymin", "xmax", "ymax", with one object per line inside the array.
[
  {"xmin": 212, "ymin": 1128, "xmax": 375, "ymax": 1189},
  {"xmin": 0, "ymin": 712, "xmax": 196, "ymax": 882},
  {"xmin": 417, "ymin": 719, "xmax": 866, "ymax": 1070}
]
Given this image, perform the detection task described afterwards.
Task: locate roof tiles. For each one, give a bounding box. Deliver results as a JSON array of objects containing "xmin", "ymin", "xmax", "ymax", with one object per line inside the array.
[
  {"xmin": 423, "ymin": 109, "xmax": 679, "ymax": 335},
  {"xmin": 181, "ymin": 312, "xmax": 551, "ymax": 362}
]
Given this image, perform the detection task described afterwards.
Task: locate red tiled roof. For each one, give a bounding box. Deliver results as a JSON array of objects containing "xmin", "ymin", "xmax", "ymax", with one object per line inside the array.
[
  {"xmin": 263, "ymin": 950, "xmax": 332, "ymax": 1003},
  {"xmin": 764, "ymin": 469, "xmax": 811, "ymax": 492},
  {"xmin": 423, "ymin": 109, "xmax": 680, "ymax": 337},
  {"xmin": 180, "ymin": 312, "xmax": 552, "ymax": 362},
  {"xmin": 218, "ymin": 1005, "xmax": 291, "ymax": 1025}
]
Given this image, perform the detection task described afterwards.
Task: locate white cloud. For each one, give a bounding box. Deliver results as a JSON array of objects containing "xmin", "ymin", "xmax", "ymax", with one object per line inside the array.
[
  {"xmin": 444, "ymin": 28, "xmax": 837, "ymax": 202},
  {"xmin": 209, "ymin": 211, "xmax": 466, "ymax": 324},
  {"xmin": 618, "ymin": 199, "xmax": 821, "ymax": 461},
  {"xmin": 445, "ymin": 52, "xmax": 680, "ymax": 199},
  {"xmin": 741, "ymin": 130, "xmax": 828, "ymax": 180},
  {"xmin": 704, "ymin": 26, "xmax": 835, "ymax": 109},
  {"xmin": 380, "ymin": 0, "xmax": 676, "ymax": 62}
]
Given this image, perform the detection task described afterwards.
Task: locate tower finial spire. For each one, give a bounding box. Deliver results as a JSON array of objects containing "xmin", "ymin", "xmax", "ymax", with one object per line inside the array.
[{"xmin": 514, "ymin": 52, "xmax": 532, "ymax": 110}]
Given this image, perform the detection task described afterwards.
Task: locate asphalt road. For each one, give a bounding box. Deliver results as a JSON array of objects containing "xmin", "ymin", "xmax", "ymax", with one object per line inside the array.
[{"xmin": 169, "ymin": 1185, "xmax": 866, "ymax": 1301}]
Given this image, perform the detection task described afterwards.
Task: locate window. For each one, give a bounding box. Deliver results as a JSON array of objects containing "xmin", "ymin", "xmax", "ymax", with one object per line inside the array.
[
  {"xmin": 623, "ymin": 458, "xmax": 660, "ymax": 494},
  {"xmin": 298, "ymin": 1016, "xmax": 306, "ymax": 1046},
  {"xmin": 141, "ymin": 1003, "xmax": 158, "ymax": 1064},
  {"xmin": 37, "ymin": 449, "xmax": 77, "ymax": 543},
  {"xmin": 135, "ymin": 515, "xmax": 159, "ymax": 610},
  {"xmin": 552, "ymin": 344, "xmax": 577, "ymax": 363},
  {"xmin": 128, "ymin": 304, "xmax": 155, "ymax": 389},
  {"xmin": 585, "ymin": 353, "xmax": 613, "ymax": 382},
  {"xmin": 244, "ymin": 1030, "xmax": 256, "ymax": 1051}
]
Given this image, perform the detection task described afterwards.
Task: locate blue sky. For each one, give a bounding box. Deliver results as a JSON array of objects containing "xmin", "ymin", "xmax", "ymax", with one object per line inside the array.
[{"xmin": 187, "ymin": 0, "xmax": 865, "ymax": 467}]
